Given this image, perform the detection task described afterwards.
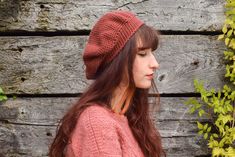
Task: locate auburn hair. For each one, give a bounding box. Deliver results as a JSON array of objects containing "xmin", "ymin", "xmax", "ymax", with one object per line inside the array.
[{"xmin": 49, "ymin": 24, "xmax": 166, "ymax": 157}]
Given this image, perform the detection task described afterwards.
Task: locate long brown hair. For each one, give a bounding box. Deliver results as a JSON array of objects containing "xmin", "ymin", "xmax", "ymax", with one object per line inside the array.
[{"xmin": 49, "ymin": 24, "xmax": 165, "ymax": 157}]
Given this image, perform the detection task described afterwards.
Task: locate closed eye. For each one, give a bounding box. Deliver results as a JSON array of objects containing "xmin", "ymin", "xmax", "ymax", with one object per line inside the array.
[
  {"xmin": 137, "ymin": 52, "xmax": 147, "ymax": 57},
  {"xmin": 137, "ymin": 47, "xmax": 152, "ymax": 57}
]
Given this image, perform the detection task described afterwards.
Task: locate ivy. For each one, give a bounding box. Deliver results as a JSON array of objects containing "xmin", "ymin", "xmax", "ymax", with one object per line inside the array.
[
  {"xmin": 0, "ymin": 87, "xmax": 7, "ymax": 102},
  {"xmin": 185, "ymin": 80, "xmax": 235, "ymax": 156},
  {"xmin": 184, "ymin": 0, "xmax": 235, "ymax": 156}
]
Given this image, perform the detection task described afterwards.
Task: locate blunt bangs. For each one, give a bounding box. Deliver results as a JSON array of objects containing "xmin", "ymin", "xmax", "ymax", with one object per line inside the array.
[{"xmin": 135, "ymin": 24, "xmax": 159, "ymax": 51}]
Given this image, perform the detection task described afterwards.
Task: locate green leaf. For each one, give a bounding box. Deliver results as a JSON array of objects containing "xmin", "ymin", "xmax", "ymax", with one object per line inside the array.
[
  {"xmin": 204, "ymin": 133, "xmax": 208, "ymax": 139},
  {"xmin": 0, "ymin": 95, "xmax": 7, "ymax": 101},
  {"xmin": 13, "ymin": 95, "xmax": 17, "ymax": 100},
  {"xmin": 225, "ymin": 65, "xmax": 231, "ymax": 77},
  {"xmin": 213, "ymin": 141, "xmax": 219, "ymax": 147},
  {"xmin": 189, "ymin": 107, "xmax": 196, "ymax": 113},
  {"xmin": 226, "ymin": 9, "xmax": 235, "ymax": 16},
  {"xmin": 225, "ymin": 18, "xmax": 233, "ymax": 25},
  {"xmin": 218, "ymin": 34, "xmax": 224, "ymax": 40},
  {"xmin": 224, "ymin": 115, "xmax": 233, "ymax": 123},
  {"xmin": 219, "ymin": 138, "xmax": 225, "ymax": 147},
  {"xmin": 223, "ymin": 84, "xmax": 231, "ymax": 93},
  {"xmin": 225, "ymin": 146, "xmax": 235, "ymax": 156},
  {"xmin": 0, "ymin": 87, "xmax": 7, "ymax": 102},
  {"xmin": 197, "ymin": 122, "xmax": 204, "ymax": 130},
  {"xmin": 227, "ymin": 29, "xmax": 233, "ymax": 37},
  {"xmin": 225, "ymin": 37, "xmax": 230, "ymax": 46},
  {"xmin": 229, "ymin": 38, "xmax": 235, "ymax": 49},
  {"xmin": 212, "ymin": 147, "xmax": 224, "ymax": 156},
  {"xmin": 208, "ymin": 141, "xmax": 214, "ymax": 148},
  {"xmin": 0, "ymin": 88, "xmax": 3, "ymax": 94},
  {"xmin": 184, "ymin": 97, "xmax": 197, "ymax": 106},
  {"xmin": 207, "ymin": 126, "xmax": 212, "ymax": 133},
  {"xmin": 223, "ymin": 25, "xmax": 228, "ymax": 34},
  {"xmin": 218, "ymin": 91, "xmax": 221, "ymax": 100},
  {"xmin": 224, "ymin": 51, "xmax": 234, "ymax": 60},
  {"xmin": 199, "ymin": 109, "xmax": 205, "ymax": 117},
  {"xmin": 204, "ymin": 123, "xmax": 208, "ymax": 131},
  {"xmin": 226, "ymin": 103, "xmax": 233, "ymax": 112},
  {"xmin": 226, "ymin": 2, "xmax": 235, "ymax": 8},
  {"xmin": 213, "ymin": 133, "xmax": 219, "ymax": 138},
  {"xmin": 198, "ymin": 130, "xmax": 203, "ymax": 135}
]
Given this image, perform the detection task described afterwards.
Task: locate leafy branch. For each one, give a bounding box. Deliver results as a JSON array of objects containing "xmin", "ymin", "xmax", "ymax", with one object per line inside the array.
[
  {"xmin": 184, "ymin": 0, "xmax": 235, "ymax": 156},
  {"xmin": 0, "ymin": 87, "xmax": 7, "ymax": 102}
]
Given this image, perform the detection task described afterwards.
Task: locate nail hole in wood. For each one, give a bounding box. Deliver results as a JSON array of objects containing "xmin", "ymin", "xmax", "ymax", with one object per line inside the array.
[
  {"xmin": 40, "ymin": 4, "xmax": 45, "ymax": 9},
  {"xmin": 158, "ymin": 74, "xmax": 165, "ymax": 82},
  {"xmin": 46, "ymin": 132, "xmax": 52, "ymax": 136},
  {"xmin": 18, "ymin": 47, "xmax": 23, "ymax": 52},
  {"xmin": 191, "ymin": 60, "xmax": 199, "ymax": 66},
  {"xmin": 21, "ymin": 133, "xmax": 25, "ymax": 137},
  {"xmin": 21, "ymin": 77, "xmax": 26, "ymax": 82}
]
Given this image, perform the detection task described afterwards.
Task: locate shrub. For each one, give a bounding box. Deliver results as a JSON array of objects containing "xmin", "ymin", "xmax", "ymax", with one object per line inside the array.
[{"xmin": 184, "ymin": 0, "xmax": 235, "ymax": 156}]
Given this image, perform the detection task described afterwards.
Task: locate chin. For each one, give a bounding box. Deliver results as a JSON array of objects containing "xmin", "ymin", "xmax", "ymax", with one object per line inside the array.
[{"xmin": 136, "ymin": 83, "xmax": 152, "ymax": 89}]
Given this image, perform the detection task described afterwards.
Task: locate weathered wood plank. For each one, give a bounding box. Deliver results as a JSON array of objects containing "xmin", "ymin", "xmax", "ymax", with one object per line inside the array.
[
  {"xmin": 0, "ymin": 35, "xmax": 226, "ymax": 94},
  {"xmin": 0, "ymin": 122, "xmax": 209, "ymax": 157},
  {"xmin": 163, "ymin": 137, "xmax": 209, "ymax": 157},
  {"xmin": 0, "ymin": 0, "xmax": 225, "ymax": 32},
  {"xmin": 0, "ymin": 123, "xmax": 55, "ymax": 157},
  {"xmin": 0, "ymin": 97, "xmax": 209, "ymax": 137},
  {"xmin": 0, "ymin": 97, "xmax": 210, "ymax": 156},
  {"xmin": 0, "ymin": 97, "xmax": 208, "ymax": 123}
]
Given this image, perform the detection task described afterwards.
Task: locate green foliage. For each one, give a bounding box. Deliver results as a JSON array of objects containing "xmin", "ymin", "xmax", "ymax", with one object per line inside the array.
[
  {"xmin": 184, "ymin": 0, "xmax": 235, "ymax": 156},
  {"xmin": 0, "ymin": 87, "xmax": 7, "ymax": 102},
  {"xmin": 220, "ymin": 0, "xmax": 235, "ymax": 84},
  {"xmin": 185, "ymin": 81, "xmax": 235, "ymax": 157}
]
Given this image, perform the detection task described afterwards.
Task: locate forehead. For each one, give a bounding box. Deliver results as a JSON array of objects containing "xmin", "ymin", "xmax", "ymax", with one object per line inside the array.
[
  {"xmin": 136, "ymin": 37, "xmax": 152, "ymax": 51},
  {"xmin": 134, "ymin": 26, "xmax": 159, "ymax": 51}
]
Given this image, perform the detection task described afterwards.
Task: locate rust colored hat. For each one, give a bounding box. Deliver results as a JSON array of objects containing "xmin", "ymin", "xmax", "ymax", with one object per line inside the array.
[{"xmin": 83, "ymin": 10, "xmax": 144, "ymax": 79}]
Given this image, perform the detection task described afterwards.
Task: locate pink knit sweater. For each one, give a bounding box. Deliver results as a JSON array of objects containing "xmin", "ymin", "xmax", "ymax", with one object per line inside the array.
[{"xmin": 65, "ymin": 105, "xmax": 145, "ymax": 157}]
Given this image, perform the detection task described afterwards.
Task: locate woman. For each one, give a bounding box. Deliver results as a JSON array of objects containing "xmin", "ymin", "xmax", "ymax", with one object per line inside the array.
[{"xmin": 49, "ymin": 10, "xmax": 165, "ymax": 157}]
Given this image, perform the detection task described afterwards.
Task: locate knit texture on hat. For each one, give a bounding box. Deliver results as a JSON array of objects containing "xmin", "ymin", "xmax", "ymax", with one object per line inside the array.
[{"xmin": 83, "ymin": 11, "xmax": 144, "ymax": 79}]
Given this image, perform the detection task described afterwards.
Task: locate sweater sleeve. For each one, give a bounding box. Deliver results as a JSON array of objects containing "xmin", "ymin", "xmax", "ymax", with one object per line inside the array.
[{"xmin": 67, "ymin": 106, "xmax": 122, "ymax": 157}]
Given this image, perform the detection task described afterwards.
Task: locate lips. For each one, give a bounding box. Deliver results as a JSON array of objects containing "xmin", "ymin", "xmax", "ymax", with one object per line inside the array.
[{"xmin": 146, "ymin": 74, "xmax": 154, "ymax": 79}]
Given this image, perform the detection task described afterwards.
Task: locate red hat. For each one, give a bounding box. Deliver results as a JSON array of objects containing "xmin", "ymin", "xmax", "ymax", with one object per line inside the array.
[{"xmin": 83, "ymin": 10, "xmax": 144, "ymax": 79}]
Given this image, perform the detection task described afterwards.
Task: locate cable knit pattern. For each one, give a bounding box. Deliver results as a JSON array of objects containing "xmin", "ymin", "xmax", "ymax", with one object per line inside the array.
[{"xmin": 65, "ymin": 105, "xmax": 145, "ymax": 157}]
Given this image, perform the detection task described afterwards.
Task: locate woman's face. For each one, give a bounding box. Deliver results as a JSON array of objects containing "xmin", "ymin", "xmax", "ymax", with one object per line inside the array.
[{"xmin": 132, "ymin": 39, "xmax": 159, "ymax": 89}]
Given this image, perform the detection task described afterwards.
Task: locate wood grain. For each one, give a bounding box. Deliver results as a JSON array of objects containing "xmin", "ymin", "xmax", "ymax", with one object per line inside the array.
[
  {"xmin": 0, "ymin": 35, "xmax": 226, "ymax": 94},
  {"xmin": 0, "ymin": 97, "xmax": 210, "ymax": 157},
  {"xmin": 0, "ymin": 0, "xmax": 224, "ymax": 32},
  {"xmin": 0, "ymin": 97, "xmax": 209, "ymax": 124}
]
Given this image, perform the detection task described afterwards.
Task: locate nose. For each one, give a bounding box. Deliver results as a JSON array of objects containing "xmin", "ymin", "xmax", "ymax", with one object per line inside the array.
[{"xmin": 150, "ymin": 54, "xmax": 160, "ymax": 70}]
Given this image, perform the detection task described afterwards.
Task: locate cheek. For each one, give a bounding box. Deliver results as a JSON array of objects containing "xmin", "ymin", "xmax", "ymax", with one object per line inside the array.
[
  {"xmin": 133, "ymin": 58, "xmax": 143, "ymax": 80},
  {"xmin": 132, "ymin": 57, "xmax": 152, "ymax": 89},
  {"xmin": 133, "ymin": 56, "xmax": 142, "ymax": 69},
  {"xmin": 133, "ymin": 59, "xmax": 140, "ymax": 76}
]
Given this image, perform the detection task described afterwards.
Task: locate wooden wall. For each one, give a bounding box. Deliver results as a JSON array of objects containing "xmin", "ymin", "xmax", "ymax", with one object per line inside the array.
[{"xmin": 0, "ymin": 0, "xmax": 226, "ymax": 157}]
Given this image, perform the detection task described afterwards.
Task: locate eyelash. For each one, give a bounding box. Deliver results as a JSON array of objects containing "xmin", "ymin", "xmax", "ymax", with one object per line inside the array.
[{"xmin": 138, "ymin": 52, "xmax": 147, "ymax": 56}]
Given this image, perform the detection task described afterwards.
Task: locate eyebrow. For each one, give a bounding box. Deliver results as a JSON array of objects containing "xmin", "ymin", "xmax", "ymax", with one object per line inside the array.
[{"xmin": 137, "ymin": 47, "xmax": 151, "ymax": 51}]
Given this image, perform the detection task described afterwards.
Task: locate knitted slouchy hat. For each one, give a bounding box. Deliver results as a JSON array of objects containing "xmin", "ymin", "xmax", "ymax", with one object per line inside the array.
[{"xmin": 83, "ymin": 10, "xmax": 144, "ymax": 79}]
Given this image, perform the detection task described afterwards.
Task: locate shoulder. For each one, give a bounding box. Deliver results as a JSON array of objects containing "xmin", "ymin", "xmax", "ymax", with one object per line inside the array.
[
  {"xmin": 82, "ymin": 105, "xmax": 110, "ymax": 116},
  {"xmin": 69, "ymin": 105, "xmax": 124, "ymax": 156},
  {"xmin": 75, "ymin": 104, "xmax": 128, "ymax": 133},
  {"xmin": 77, "ymin": 105, "xmax": 115, "ymax": 128},
  {"xmin": 73, "ymin": 105, "xmax": 120, "ymax": 143}
]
